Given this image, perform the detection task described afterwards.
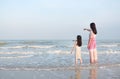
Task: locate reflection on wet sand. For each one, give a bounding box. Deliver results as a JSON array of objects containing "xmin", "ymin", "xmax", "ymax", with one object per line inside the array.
[
  {"xmin": 89, "ymin": 68, "xmax": 97, "ymax": 79},
  {"xmin": 75, "ymin": 67, "xmax": 81, "ymax": 79},
  {"xmin": 70, "ymin": 66, "xmax": 81, "ymax": 79},
  {"xmin": 69, "ymin": 66, "xmax": 97, "ymax": 79}
]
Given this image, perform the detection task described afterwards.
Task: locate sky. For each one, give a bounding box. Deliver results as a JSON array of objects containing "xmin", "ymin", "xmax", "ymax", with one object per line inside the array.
[{"xmin": 0, "ymin": 0, "xmax": 120, "ymax": 40}]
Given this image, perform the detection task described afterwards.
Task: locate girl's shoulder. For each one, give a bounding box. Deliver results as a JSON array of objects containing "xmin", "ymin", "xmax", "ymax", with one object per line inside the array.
[
  {"xmin": 75, "ymin": 40, "xmax": 77, "ymax": 43},
  {"xmin": 73, "ymin": 40, "xmax": 77, "ymax": 44}
]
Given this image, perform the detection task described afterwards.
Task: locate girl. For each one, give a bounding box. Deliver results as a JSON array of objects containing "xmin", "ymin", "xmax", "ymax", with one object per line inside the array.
[
  {"xmin": 71, "ymin": 35, "xmax": 82, "ymax": 65},
  {"xmin": 84, "ymin": 22, "xmax": 98, "ymax": 64}
]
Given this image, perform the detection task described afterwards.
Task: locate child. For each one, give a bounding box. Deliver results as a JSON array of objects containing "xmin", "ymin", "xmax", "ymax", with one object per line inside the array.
[
  {"xmin": 71, "ymin": 35, "xmax": 82, "ymax": 65},
  {"xmin": 84, "ymin": 22, "xmax": 98, "ymax": 64}
]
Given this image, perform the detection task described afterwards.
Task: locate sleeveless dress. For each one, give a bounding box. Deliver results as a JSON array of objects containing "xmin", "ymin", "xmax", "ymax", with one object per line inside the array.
[
  {"xmin": 88, "ymin": 31, "xmax": 96, "ymax": 50},
  {"xmin": 75, "ymin": 45, "xmax": 81, "ymax": 60}
]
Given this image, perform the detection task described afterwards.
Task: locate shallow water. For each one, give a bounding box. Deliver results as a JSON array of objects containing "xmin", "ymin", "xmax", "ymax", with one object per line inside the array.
[
  {"xmin": 0, "ymin": 40, "xmax": 120, "ymax": 68},
  {"xmin": 0, "ymin": 66, "xmax": 120, "ymax": 79}
]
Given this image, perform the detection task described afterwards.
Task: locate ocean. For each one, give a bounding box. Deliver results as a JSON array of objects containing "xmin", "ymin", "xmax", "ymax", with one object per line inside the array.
[{"xmin": 0, "ymin": 40, "xmax": 120, "ymax": 70}]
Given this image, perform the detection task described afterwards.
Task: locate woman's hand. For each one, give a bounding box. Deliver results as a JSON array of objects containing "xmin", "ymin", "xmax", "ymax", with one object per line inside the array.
[
  {"xmin": 84, "ymin": 28, "xmax": 91, "ymax": 31},
  {"xmin": 84, "ymin": 28, "xmax": 87, "ymax": 30},
  {"xmin": 87, "ymin": 44, "xmax": 90, "ymax": 49}
]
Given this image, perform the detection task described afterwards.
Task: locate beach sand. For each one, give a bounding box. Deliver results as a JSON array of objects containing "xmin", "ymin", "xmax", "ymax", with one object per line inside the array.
[{"xmin": 0, "ymin": 65, "xmax": 120, "ymax": 79}]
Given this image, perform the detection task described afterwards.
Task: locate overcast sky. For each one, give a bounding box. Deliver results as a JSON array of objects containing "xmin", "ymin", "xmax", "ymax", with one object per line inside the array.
[{"xmin": 0, "ymin": 0, "xmax": 120, "ymax": 40}]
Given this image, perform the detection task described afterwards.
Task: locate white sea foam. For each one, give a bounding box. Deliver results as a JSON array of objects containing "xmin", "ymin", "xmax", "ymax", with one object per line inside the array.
[
  {"xmin": 86, "ymin": 50, "xmax": 120, "ymax": 54},
  {"xmin": 0, "ymin": 50, "xmax": 119, "ymax": 56},
  {"xmin": 28, "ymin": 45, "xmax": 54, "ymax": 48},
  {"xmin": 0, "ymin": 45, "xmax": 55, "ymax": 49},
  {"xmin": 0, "ymin": 55, "xmax": 34, "ymax": 59},
  {"xmin": 42, "ymin": 50, "xmax": 120, "ymax": 55},
  {"xmin": 11, "ymin": 46, "xmax": 26, "ymax": 48},
  {"xmin": 105, "ymin": 50, "xmax": 120, "ymax": 54},
  {"xmin": 0, "ymin": 51, "xmax": 35, "ymax": 55},
  {"xmin": 0, "ymin": 46, "xmax": 26, "ymax": 49},
  {"xmin": 99, "ymin": 44, "xmax": 118, "ymax": 48},
  {"xmin": 47, "ymin": 50, "xmax": 70, "ymax": 54}
]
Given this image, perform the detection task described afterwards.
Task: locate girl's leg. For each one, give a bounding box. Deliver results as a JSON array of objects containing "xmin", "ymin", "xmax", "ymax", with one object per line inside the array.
[
  {"xmin": 89, "ymin": 50, "xmax": 94, "ymax": 64},
  {"xmin": 75, "ymin": 59, "xmax": 78, "ymax": 65},
  {"xmin": 75, "ymin": 56, "xmax": 78, "ymax": 65},
  {"xmin": 80, "ymin": 58, "xmax": 82, "ymax": 64}
]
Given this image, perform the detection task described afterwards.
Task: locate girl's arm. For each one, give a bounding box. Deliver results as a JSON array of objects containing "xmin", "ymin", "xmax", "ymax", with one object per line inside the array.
[{"xmin": 71, "ymin": 41, "xmax": 76, "ymax": 54}]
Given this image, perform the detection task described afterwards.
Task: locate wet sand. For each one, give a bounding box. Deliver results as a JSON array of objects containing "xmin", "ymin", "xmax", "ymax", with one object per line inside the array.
[{"xmin": 0, "ymin": 65, "xmax": 120, "ymax": 79}]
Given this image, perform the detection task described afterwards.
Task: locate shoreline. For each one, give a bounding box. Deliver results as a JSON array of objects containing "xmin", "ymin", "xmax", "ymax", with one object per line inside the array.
[
  {"xmin": 0, "ymin": 63, "xmax": 120, "ymax": 71},
  {"xmin": 0, "ymin": 65, "xmax": 120, "ymax": 79}
]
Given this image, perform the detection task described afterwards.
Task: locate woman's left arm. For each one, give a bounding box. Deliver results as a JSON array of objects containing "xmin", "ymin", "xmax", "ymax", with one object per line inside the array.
[{"xmin": 87, "ymin": 31, "xmax": 93, "ymax": 49}]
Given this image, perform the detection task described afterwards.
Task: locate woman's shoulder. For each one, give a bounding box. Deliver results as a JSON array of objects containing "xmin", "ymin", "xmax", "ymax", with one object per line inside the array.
[{"xmin": 90, "ymin": 31, "xmax": 96, "ymax": 38}]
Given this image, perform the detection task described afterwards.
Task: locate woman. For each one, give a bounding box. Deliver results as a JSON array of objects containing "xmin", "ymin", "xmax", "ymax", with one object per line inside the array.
[{"xmin": 84, "ymin": 22, "xmax": 98, "ymax": 64}]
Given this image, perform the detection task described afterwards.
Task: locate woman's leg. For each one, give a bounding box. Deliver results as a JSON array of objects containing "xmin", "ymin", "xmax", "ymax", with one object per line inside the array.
[
  {"xmin": 89, "ymin": 50, "xmax": 94, "ymax": 64},
  {"xmin": 93, "ymin": 49, "xmax": 98, "ymax": 63}
]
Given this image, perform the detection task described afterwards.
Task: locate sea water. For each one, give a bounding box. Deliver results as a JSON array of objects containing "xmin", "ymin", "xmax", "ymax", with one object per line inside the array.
[{"xmin": 0, "ymin": 40, "xmax": 120, "ymax": 69}]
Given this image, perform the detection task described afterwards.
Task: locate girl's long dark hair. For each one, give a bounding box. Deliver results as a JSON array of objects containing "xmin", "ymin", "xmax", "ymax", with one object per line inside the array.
[
  {"xmin": 90, "ymin": 22, "xmax": 97, "ymax": 34},
  {"xmin": 77, "ymin": 35, "xmax": 82, "ymax": 46}
]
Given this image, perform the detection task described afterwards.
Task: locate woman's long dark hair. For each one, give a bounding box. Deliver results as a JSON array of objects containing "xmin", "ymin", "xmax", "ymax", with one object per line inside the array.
[
  {"xmin": 77, "ymin": 35, "xmax": 82, "ymax": 46},
  {"xmin": 90, "ymin": 22, "xmax": 97, "ymax": 34}
]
